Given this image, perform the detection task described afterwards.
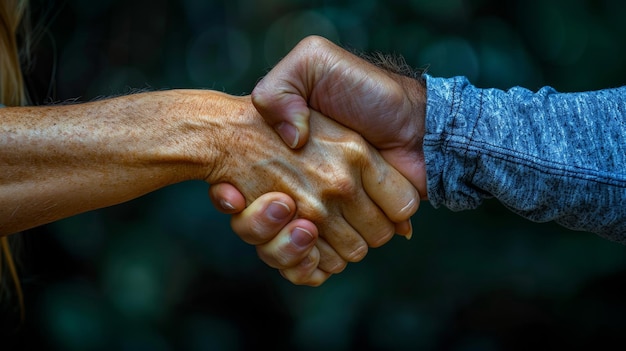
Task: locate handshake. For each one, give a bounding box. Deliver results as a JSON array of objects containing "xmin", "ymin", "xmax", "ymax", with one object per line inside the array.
[
  {"xmin": 208, "ymin": 36, "xmax": 428, "ymax": 286},
  {"xmin": 4, "ymin": 35, "xmax": 624, "ymax": 289},
  {"xmin": 0, "ymin": 36, "xmax": 427, "ymax": 287}
]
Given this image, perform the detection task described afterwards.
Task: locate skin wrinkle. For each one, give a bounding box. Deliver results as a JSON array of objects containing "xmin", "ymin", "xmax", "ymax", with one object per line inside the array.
[
  {"xmin": 249, "ymin": 157, "xmax": 328, "ymax": 221},
  {"xmin": 9, "ymin": 204, "xmax": 19, "ymax": 218},
  {"xmin": 346, "ymin": 244, "xmax": 368, "ymax": 263},
  {"xmin": 218, "ymin": 89, "xmax": 420, "ymax": 257},
  {"xmin": 250, "ymin": 37, "xmax": 427, "ymax": 216},
  {"xmin": 2, "ymin": 87, "xmax": 418, "ymax": 275}
]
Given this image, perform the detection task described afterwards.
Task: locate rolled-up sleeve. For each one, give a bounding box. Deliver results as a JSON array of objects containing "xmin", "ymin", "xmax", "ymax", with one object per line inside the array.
[{"xmin": 423, "ymin": 75, "xmax": 626, "ymax": 243}]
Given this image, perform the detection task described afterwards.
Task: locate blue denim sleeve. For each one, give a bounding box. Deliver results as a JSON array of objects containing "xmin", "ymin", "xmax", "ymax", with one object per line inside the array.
[{"xmin": 423, "ymin": 75, "xmax": 626, "ymax": 243}]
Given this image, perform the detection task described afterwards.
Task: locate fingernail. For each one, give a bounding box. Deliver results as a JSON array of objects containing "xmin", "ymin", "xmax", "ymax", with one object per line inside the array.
[
  {"xmin": 219, "ymin": 199, "xmax": 235, "ymax": 211},
  {"xmin": 405, "ymin": 221, "xmax": 413, "ymax": 240},
  {"xmin": 400, "ymin": 198, "xmax": 416, "ymax": 215},
  {"xmin": 275, "ymin": 122, "xmax": 299, "ymax": 148},
  {"xmin": 267, "ymin": 201, "xmax": 291, "ymax": 221},
  {"xmin": 290, "ymin": 227, "xmax": 314, "ymax": 248}
]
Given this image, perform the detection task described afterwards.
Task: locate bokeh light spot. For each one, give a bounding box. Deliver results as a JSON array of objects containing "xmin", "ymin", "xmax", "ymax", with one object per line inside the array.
[{"xmin": 42, "ymin": 283, "xmax": 107, "ymax": 351}]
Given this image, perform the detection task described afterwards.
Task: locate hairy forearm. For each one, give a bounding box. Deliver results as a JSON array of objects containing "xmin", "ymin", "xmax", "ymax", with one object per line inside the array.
[
  {"xmin": 0, "ymin": 90, "xmax": 220, "ymax": 235},
  {"xmin": 0, "ymin": 84, "xmax": 418, "ymax": 260}
]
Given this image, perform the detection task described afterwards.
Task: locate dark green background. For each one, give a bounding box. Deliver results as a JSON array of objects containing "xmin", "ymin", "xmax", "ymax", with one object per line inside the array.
[{"xmin": 5, "ymin": 0, "xmax": 626, "ymax": 350}]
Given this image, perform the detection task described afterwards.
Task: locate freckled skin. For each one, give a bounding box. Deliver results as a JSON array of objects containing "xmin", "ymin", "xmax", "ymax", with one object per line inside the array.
[
  {"xmin": 0, "ymin": 90, "xmax": 418, "ymax": 265},
  {"xmin": 202, "ymin": 93, "xmax": 419, "ymax": 263}
]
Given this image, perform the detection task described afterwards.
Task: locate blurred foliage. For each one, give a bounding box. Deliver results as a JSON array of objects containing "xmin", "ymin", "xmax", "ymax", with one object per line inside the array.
[{"xmin": 4, "ymin": 0, "xmax": 626, "ymax": 350}]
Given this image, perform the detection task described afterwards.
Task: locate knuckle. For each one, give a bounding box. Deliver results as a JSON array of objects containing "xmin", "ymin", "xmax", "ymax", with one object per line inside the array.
[
  {"xmin": 274, "ymin": 237, "xmax": 314, "ymax": 268},
  {"xmin": 273, "ymin": 251, "xmax": 295, "ymax": 269},
  {"xmin": 250, "ymin": 86, "xmax": 265, "ymax": 105},
  {"xmin": 280, "ymin": 256, "xmax": 318, "ymax": 286},
  {"xmin": 369, "ymin": 226, "xmax": 396, "ymax": 248},
  {"xmin": 301, "ymin": 35, "xmax": 330, "ymax": 51},
  {"xmin": 329, "ymin": 261, "xmax": 347, "ymax": 274},
  {"xmin": 251, "ymin": 85, "xmax": 273, "ymax": 113},
  {"xmin": 297, "ymin": 196, "xmax": 328, "ymax": 224},
  {"xmin": 343, "ymin": 137, "xmax": 373, "ymax": 176},
  {"xmin": 246, "ymin": 216, "xmax": 276, "ymax": 242},
  {"xmin": 298, "ymin": 254, "xmax": 317, "ymax": 270},
  {"xmin": 343, "ymin": 133, "xmax": 369, "ymax": 160},
  {"xmin": 345, "ymin": 244, "xmax": 368, "ymax": 263},
  {"xmin": 322, "ymin": 258, "xmax": 347, "ymax": 274},
  {"xmin": 318, "ymin": 167, "xmax": 359, "ymax": 200},
  {"xmin": 330, "ymin": 176, "xmax": 358, "ymax": 197}
]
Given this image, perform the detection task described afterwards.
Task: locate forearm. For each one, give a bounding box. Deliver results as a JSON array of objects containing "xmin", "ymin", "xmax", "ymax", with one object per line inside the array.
[
  {"xmin": 0, "ymin": 90, "xmax": 218, "ymax": 235},
  {"xmin": 424, "ymin": 75, "xmax": 626, "ymax": 241}
]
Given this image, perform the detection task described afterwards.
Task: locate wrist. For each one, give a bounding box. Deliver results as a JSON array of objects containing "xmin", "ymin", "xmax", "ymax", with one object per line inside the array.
[
  {"xmin": 398, "ymin": 74, "xmax": 428, "ymax": 199},
  {"xmin": 130, "ymin": 89, "xmax": 230, "ymax": 184},
  {"xmin": 152, "ymin": 90, "xmax": 263, "ymax": 186}
]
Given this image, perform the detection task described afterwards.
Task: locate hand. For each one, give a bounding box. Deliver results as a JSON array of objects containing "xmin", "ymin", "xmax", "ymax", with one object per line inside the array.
[
  {"xmin": 209, "ymin": 185, "xmax": 330, "ymax": 286},
  {"xmin": 202, "ymin": 93, "xmax": 418, "ymax": 283},
  {"xmin": 251, "ymin": 35, "xmax": 428, "ymax": 196},
  {"xmin": 210, "ymin": 35, "xmax": 426, "ymax": 286}
]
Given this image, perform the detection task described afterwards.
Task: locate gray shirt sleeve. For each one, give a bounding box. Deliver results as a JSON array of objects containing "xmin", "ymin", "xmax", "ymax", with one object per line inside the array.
[{"xmin": 423, "ymin": 75, "xmax": 626, "ymax": 243}]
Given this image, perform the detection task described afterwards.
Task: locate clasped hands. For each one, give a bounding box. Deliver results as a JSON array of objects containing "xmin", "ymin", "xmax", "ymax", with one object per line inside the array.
[
  {"xmin": 210, "ymin": 36, "xmax": 428, "ymax": 286},
  {"xmin": 0, "ymin": 36, "xmax": 424, "ymax": 287}
]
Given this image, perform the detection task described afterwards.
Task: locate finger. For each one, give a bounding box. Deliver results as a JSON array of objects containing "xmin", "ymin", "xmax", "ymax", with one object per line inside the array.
[
  {"xmin": 341, "ymin": 194, "xmax": 396, "ymax": 248},
  {"xmin": 252, "ymin": 82, "xmax": 311, "ymax": 149},
  {"xmin": 230, "ymin": 193, "xmax": 297, "ymax": 245},
  {"xmin": 255, "ymin": 219, "xmax": 318, "ymax": 269},
  {"xmin": 395, "ymin": 220, "xmax": 413, "ymax": 240},
  {"xmin": 208, "ymin": 183, "xmax": 246, "ymax": 214},
  {"xmin": 315, "ymin": 236, "xmax": 349, "ymax": 273},
  {"xmin": 361, "ymin": 145, "xmax": 420, "ymax": 223},
  {"xmin": 318, "ymin": 215, "xmax": 370, "ymax": 264},
  {"xmin": 279, "ymin": 247, "xmax": 332, "ymax": 287},
  {"xmin": 251, "ymin": 38, "xmax": 319, "ymax": 149}
]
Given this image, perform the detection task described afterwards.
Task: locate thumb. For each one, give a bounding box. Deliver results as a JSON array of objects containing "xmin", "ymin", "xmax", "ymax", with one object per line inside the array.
[{"xmin": 252, "ymin": 77, "xmax": 311, "ymax": 149}]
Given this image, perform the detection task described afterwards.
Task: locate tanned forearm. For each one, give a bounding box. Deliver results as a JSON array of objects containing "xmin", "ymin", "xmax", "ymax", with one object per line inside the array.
[
  {"xmin": 1, "ymin": 86, "xmax": 419, "ymax": 268},
  {"xmin": 0, "ymin": 90, "xmax": 219, "ymax": 235}
]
